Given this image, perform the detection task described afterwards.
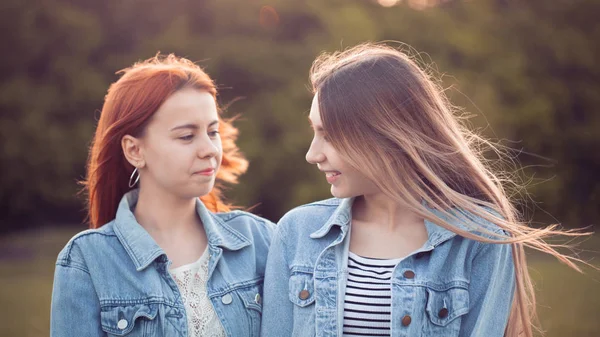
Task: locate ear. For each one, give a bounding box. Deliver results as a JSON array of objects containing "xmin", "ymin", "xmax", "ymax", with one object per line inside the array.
[{"xmin": 122, "ymin": 135, "xmax": 145, "ymax": 168}]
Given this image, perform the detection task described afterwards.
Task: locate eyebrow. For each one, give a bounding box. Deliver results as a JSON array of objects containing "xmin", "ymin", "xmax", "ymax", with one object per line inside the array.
[{"xmin": 170, "ymin": 120, "xmax": 219, "ymax": 131}]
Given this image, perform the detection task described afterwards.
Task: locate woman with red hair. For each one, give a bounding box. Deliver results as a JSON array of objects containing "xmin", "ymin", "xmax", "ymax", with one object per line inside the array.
[{"xmin": 50, "ymin": 54, "xmax": 273, "ymax": 337}]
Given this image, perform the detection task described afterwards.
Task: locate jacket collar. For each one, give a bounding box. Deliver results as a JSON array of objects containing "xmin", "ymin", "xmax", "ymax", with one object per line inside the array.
[
  {"xmin": 309, "ymin": 198, "xmax": 353, "ymax": 239},
  {"xmin": 309, "ymin": 197, "xmax": 465, "ymax": 248},
  {"xmin": 113, "ymin": 189, "xmax": 250, "ymax": 271},
  {"xmin": 194, "ymin": 197, "xmax": 251, "ymax": 251}
]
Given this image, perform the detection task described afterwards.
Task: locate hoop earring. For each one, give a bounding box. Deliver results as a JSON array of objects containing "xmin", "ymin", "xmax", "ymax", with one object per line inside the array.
[{"xmin": 128, "ymin": 168, "xmax": 140, "ymax": 188}]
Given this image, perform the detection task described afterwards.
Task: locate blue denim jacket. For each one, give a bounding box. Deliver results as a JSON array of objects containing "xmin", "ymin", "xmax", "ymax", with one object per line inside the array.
[
  {"xmin": 261, "ymin": 198, "xmax": 515, "ymax": 337},
  {"xmin": 51, "ymin": 190, "xmax": 274, "ymax": 337}
]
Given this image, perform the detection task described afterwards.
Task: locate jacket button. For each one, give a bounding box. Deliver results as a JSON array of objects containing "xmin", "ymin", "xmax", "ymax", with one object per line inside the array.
[
  {"xmin": 221, "ymin": 293, "xmax": 233, "ymax": 305},
  {"xmin": 403, "ymin": 270, "xmax": 415, "ymax": 279},
  {"xmin": 255, "ymin": 293, "xmax": 262, "ymax": 305},
  {"xmin": 401, "ymin": 315, "xmax": 412, "ymax": 326},
  {"xmin": 299, "ymin": 290, "xmax": 310, "ymax": 300},
  {"xmin": 117, "ymin": 319, "xmax": 128, "ymax": 330},
  {"xmin": 438, "ymin": 308, "xmax": 449, "ymax": 318}
]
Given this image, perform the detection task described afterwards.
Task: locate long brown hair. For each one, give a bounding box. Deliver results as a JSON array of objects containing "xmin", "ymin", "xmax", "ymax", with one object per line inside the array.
[
  {"xmin": 310, "ymin": 43, "xmax": 590, "ymax": 337},
  {"xmin": 82, "ymin": 54, "xmax": 248, "ymax": 228}
]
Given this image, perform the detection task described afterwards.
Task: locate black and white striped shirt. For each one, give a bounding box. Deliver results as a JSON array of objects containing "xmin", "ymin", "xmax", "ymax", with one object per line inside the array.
[{"xmin": 343, "ymin": 252, "xmax": 402, "ymax": 337}]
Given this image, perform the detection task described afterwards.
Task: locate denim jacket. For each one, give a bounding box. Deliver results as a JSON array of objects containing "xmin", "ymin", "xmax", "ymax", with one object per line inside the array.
[
  {"xmin": 261, "ymin": 198, "xmax": 515, "ymax": 337},
  {"xmin": 51, "ymin": 190, "xmax": 274, "ymax": 337}
]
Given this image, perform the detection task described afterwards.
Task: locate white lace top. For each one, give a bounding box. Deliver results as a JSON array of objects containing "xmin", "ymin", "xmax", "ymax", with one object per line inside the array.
[{"xmin": 169, "ymin": 249, "xmax": 227, "ymax": 337}]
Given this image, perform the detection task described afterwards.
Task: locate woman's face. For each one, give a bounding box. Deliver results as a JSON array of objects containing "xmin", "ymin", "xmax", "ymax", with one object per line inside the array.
[
  {"xmin": 132, "ymin": 88, "xmax": 222, "ymax": 199},
  {"xmin": 305, "ymin": 94, "xmax": 380, "ymax": 199}
]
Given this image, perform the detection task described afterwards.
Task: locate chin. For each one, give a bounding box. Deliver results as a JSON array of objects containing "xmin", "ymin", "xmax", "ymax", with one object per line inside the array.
[
  {"xmin": 197, "ymin": 186, "xmax": 215, "ymax": 198},
  {"xmin": 184, "ymin": 183, "xmax": 215, "ymax": 199},
  {"xmin": 331, "ymin": 184, "xmax": 367, "ymax": 199},
  {"xmin": 330, "ymin": 186, "xmax": 350, "ymax": 199}
]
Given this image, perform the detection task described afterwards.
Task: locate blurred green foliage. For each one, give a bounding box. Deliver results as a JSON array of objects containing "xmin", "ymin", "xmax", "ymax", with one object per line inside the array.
[{"xmin": 1, "ymin": 0, "xmax": 598, "ymax": 230}]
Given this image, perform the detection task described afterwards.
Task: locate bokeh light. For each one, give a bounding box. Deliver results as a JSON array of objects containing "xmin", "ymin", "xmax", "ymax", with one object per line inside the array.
[
  {"xmin": 259, "ymin": 5, "xmax": 280, "ymax": 29},
  {"xmin": 378, "ymin": 0, "xmax": 401, "ymax": 7}
]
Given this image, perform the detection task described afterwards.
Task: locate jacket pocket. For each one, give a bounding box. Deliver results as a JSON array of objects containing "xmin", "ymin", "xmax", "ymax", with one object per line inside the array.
[
  {"xmin": 424, "ymin": 285, "xmax": 469, "ymax": 336},
  {"xmin": 238, "ymin": 283, "xmax": 263, "ymax": 314},
  {"xmin": 288, "ymin": 268, "xmax": 317, "ymax": 337},
  {"xmin": 288, "ymin": 268, "xmax": 316, "ymax": 307},
  {"xmin": 234, "ymin": 283, "xmax": 263, "ymax": 336},
  {"xmin": 100, "ymin": 303, "xmax": 158, "ymax": 336}
]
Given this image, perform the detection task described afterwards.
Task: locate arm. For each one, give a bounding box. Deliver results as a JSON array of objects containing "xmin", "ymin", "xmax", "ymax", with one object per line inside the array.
[
  {"xmin": 260, "ymin": 224, "xmax": 294, "ymax": 337},
  {"xmin": 51, "ymin": 261, "xmax": 104, "ymax": 336},
  {"xmin": 459, "ymin": 239, "xmax": 516, "ymax": 337}
]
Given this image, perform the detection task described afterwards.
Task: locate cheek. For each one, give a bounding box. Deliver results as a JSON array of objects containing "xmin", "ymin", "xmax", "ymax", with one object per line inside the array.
[
  {"xmin": 346, "ymin": 171, "xmax": 376, "ymax": 191},
  {"xmin": 147, "ymin": 143, "xmax": 191, "ymax": 171}
]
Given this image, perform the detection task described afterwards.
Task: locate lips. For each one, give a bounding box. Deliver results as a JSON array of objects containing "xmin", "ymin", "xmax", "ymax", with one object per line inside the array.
[
  {"xmin": 194, "ymin": 168, "xmax": 215, "ymax": 176},
  {"xmin": 322, "ymin": 170, "xmax": 341, "ymax": 184}
]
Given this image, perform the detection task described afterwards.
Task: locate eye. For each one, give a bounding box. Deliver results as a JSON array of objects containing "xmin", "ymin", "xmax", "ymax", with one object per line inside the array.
[
  {"xmin": 311, "ymin": 125, "xmax": 329, "ymax": 142},
  {"xmin": 179, "ymin": 134, "xmax": 194, "ymax": 141},
  {"xmin": 208, "ymin": 130, "xmax": 220, "ymax": 138},
  {"xmin": 316, "ymin": 130, "xmax": 329, "ymax": 142}
]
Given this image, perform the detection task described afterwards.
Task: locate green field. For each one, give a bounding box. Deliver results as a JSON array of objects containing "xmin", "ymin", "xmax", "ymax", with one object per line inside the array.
[{"xmin": 1, "ymin": 226, "xmax": 598, "ymax": 337}]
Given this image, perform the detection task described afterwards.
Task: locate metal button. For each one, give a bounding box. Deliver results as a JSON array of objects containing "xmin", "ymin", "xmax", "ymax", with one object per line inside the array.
[
  {"xmin": 438, "ymin": 308, "xmax": 449, "ymax": 318},
  {"xmin": 255, "ymin": 293, "xmax": 261, "ymax": 305},
  {"xmin": 403, "ymin": 270, "xmax": 415, "ymax": 279},
  {"xmin": 221, "ymin": 293, "xmax": 233, "ymax": 305},
  {"xmin": 299, "ymin": 290, "xmax": 310, "ymax": 300},
  {"xmin": 117, "ymin": 319, "xmax": 128, "ymax": 330},
  {"xmin": 401, "ymin": 315, "xmax": 412, "ymax": 326}
]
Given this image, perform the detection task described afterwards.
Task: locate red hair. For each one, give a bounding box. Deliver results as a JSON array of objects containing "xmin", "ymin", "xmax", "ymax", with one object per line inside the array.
[{"xmin": 82, "ymin": 54, "xmax": 248, "ymax": 228}]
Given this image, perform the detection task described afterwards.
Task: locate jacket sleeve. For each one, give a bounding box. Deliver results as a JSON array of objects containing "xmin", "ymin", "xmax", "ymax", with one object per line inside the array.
[
  {"xmin": 260, "ymin": 223, "xmax": 294, "ymax": 337},
  {"xmin": 50, "ymin": 246, "xmax": 103, "ymax": 337},
  {"xmin": 459, "ymin": 238, "xmax": 516, "ymax": 337}
]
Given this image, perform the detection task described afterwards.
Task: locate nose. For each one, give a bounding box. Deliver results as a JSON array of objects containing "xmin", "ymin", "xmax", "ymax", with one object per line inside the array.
[
  {"xmin": 305, "ymin": 137, "xmax": 325, "ymax": 165},
  {"xmin": 197, "ymin": 135, "xmax": 219, "ymax": 159}
]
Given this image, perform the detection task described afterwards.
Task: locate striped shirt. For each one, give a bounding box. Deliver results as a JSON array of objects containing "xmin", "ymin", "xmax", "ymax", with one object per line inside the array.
[{"xmin": 343, "ymin": 252, "xmax": 402, "ymax": 337}]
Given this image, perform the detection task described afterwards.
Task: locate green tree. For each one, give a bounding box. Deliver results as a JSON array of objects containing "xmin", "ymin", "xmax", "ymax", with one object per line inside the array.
[{"xmin": 1, "ymin": 0, "xmax": 598, "ymax": 231}]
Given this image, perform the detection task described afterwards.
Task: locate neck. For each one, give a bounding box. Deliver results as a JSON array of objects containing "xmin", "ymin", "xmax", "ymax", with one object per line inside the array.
[
  {"xmin": 133, "ymin": 183, "xmax": 201, "ymax": 238},
  {"xmin": 352, "ymin": 193, "xmax": 422, "ymax": 231}
]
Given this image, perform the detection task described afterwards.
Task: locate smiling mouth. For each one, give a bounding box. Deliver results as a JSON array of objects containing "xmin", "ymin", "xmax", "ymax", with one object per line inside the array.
[{"xmin": 325, "ymin": 171, "xmax": 341, "ymax": 184}]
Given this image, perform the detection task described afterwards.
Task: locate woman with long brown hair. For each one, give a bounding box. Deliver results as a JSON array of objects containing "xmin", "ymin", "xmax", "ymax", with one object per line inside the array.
[
  {"xmin": 51, "ymin": 54, "xmax": 273, "ymax": 337},
  {"xmin": 261, "ymin": 43, "xmax": 589, "ymax": 337}
]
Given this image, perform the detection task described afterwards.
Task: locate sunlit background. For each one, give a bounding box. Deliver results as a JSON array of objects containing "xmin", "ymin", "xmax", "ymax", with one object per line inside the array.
[{"xmin": 1, "ymin": 0, "xmax": 598, "ymax": 336}]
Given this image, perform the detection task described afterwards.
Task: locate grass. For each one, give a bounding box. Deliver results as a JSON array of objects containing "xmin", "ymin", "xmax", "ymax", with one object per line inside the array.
[
  {"xmin": 530, "ymin": 261, "xmax": 600, "ymax": 337},
  {"xmin": 0, "ymin": 226, "xmax": 598, "ymax": 336}
]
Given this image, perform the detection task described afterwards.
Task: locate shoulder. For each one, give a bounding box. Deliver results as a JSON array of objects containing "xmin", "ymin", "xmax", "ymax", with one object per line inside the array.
[
  {"xmin": 451, "ymin": 206, "xmax": 510, "ymax": 239},
  {"xmin": 448, "ymin": 206, "xmax": 514, "ymax": 263},
  {"xmin": 213, "ymin": 210, "xmax": 275, "ymax": 239},
  {"xmin": 56, "ymin": 221, "xmax": 118, "ymax": 270}
]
